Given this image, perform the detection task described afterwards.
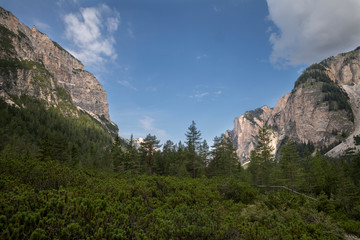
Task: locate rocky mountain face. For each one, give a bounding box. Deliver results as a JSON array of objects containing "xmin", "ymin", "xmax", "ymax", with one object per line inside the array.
[
  {"xmin": 227, "ymin": 47, "xmax": 360, "ymax": 163},
  {"xmin": 0, "ymin": 7, "xmax": 117, "ymax": 135}
]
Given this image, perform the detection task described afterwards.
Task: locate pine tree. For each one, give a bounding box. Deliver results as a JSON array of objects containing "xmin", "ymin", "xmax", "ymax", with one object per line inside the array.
[
  {"xmin": 279, "ymin": 139, "xmax": 299, "ymax": 189},
  {"xmin": 185, "ymin": 121, "xmax": 202, "ymax": 178},
  {"xmin": 126, "ymin": 134, "xmax": 140, "ymax": 174},
  {"xmin": 198, "ymin": 140, "xmax": 210, "ymax": 177},
  {"xmin": 209, "ymin": 134, "xmax": 239, "ymax": 177},
  {"xmin": 70, "ymin": 144, "xmax": 79, "ymax": 167},
  {"xmin": 140, "ymin": 134, "xmax": 161, "ymax": 176},
  {"xmin": 38, "ymin": 135, "xmax": 52, "ymax": 161},
  {"xmin": 249, "ymin": 126, "xmax": 274, "ymax": 185},
  {"xmin": 175, "ymin": 141, "xmax": 189, "ymax": 177},
  {"xmin": 111, "ymin": 136, "xmax": 123, "ymax": 172},
  {"xmin": 160, "ymin": 140, "xmax": 176, "ymax": 176}
]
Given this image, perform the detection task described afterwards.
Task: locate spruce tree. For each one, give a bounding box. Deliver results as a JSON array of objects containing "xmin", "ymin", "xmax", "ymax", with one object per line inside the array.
[
  {"xmin": 140, "ymin": 134, "xmax": 161, "ymax": 176},
  {"xmin": 185, "ymin": 121, "xmax": 202, "ymax": 178},
  {"xmin": 209, "ymin": 134, "xmax": 238, "ymax": 177},
  {"xmin": 249, "ymin": 126, "xmax": 274, "ymax": 185},
  {"xmin": 279, "ymin": 139, "xmax": 299, "ymax": 189}
]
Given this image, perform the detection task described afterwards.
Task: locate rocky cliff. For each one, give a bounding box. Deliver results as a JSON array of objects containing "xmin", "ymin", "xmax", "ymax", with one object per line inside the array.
[
  {"xmin": 0, "ymin": 7, "xmax": 117, "ymax": 134},
  {"xmin": 227, "ymin": 47, "xmax": 360, "ymax": 163}
]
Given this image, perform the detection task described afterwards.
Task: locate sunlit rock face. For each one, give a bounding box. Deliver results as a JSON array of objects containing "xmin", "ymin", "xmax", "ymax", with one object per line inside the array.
[
  {"xmin": 0, "ymin": 7, "xmax": 116, "ymax": 132},
  {"xmin": 227, "ymin": 47, "xmax": 360, "ymax": 162}
]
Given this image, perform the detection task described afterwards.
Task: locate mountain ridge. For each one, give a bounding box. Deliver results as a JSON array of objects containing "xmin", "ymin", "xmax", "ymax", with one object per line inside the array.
[
  {"xmin": 0, "ymin": 6, "xmax": 118, "ymax": 135},
  {"xmin": 227, "ymin": 47, "xmax": 360, "ymax": 162}
]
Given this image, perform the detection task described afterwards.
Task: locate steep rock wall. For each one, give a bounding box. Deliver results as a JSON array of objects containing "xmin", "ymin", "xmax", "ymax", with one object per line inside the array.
[
  {"xmin": 0, "ymin": 7, "xmax": 112, "ymax": 123},
  {"xmin": 228, "ymin": 48, "xmax": 360, "ymax": 162}
]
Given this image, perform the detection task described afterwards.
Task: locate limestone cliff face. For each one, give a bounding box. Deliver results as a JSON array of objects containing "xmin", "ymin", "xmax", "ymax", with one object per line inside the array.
[
  {"xmin": 0, "ymin": 7, "xmax": 116, "ymax": 133},
  {"xmin": 228, "ymin": 47, "xmax": 360, "ymax": 162}
]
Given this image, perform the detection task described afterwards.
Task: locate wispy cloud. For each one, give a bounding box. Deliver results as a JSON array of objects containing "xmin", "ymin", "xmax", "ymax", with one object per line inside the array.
[
  {"xmin": 118, "ymin": 80, "xmax": 137, "ymax": 90},
  {"xmin": 127, "ymin": 22, "xmax": 135, "ymax": 39},
  {"xmin": 189, "ymin": 89, "xmax": 222, "ymax": 101},
  {"xmin": 33, "ymin": 20, "xmax": 51, "ymax": 31},
  {"xmin": 139, "ymin": 116, "xmax": 167, "ymax": 138},
  {"xmin": 189, "ymin": 91, "xmax": 210, "ymax": 102},
  {"xmin": 267, "ymin": 0, "xmax": 360, "ymax": 66},
  {"xmin": 146, "ymin": 86, "xmax": 157, "ymax": 92},
  {"xmin": 212, "ymin": 5, "xmax": 221, "ymax": 13},
  {"xmin": 196, "ymin": 54, "xmax": 208, "ymax": 60},
  {"xmin": 63, "ymin": 4, "xmax": 120, "ymax": 67}
]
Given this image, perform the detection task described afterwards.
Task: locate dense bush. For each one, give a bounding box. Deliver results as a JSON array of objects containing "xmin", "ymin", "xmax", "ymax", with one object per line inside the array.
[{"xmin": 1, "ymin": 152, "xmax": 358, "ymax": 239}]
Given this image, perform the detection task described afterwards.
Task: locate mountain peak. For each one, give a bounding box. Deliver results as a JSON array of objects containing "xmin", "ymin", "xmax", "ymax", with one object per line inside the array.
[
  {"xmin": 0, "ymin": 7, "xmax": 118, "ymax": 135},
  {"xmin": 228, "ymin": 47, "xmax": 360, "ymax": 162}
]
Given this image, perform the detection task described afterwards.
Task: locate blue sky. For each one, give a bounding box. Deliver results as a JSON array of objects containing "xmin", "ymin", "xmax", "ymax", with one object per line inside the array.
[{"xmin": 2, "ymin": 0, "xmax": 360, "ymax": 145}]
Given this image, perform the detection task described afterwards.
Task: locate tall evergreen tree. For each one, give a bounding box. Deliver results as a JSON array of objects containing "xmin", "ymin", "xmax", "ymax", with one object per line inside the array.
[
  {"xmin": 140, "ymin": 134, "xmax": 161, "ymax": 176},
  {"xmin": 185, "ymin": 121, "xmax": 202, "ymax": 178},
  {"xmin": 38, "ymin": 135, "xmax": 52, "ymax": 161},
  {"xmin": 159, "ymin": 140, "xmax": 176, "ymax": 176},
  {"xmin": 208, "ymin": 134, "xmax": 238, "ymax": 177},
  {"xmin": 174, "ymin": 141, "xmax": 189, "ymax": 177},
  {"xmin": 248, "ymin": 126, "xmax": 274, "ymax": 185},
  {"xmin": 126, "ymin": 134, "xmax": 141, "ymax": 174},
  {"xmin": 111, "ymin": 135, "xmax": 124, "ymax": 172},
  {"xmin": 198, "ymin": 140, "xmax": 210, "ymax": 177},
  {"xmin": 279, "ymin": 139, "xmax": 300, "ymax": 189}
]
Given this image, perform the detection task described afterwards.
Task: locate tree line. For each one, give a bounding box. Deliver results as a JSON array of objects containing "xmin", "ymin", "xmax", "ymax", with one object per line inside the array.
[{"xmin": 110, "ymin": 121, "xmax": 240, "ymax": 178}]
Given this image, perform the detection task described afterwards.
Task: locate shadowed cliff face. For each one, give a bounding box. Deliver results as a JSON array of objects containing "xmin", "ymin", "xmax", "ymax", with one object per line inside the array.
[
  {"xmin": 0, "ymin": 7, "xmax": 117, "ymax": 134},
  {"xmin": 228, "ymin": 48, "xmax": 360, "ymax": 163}
]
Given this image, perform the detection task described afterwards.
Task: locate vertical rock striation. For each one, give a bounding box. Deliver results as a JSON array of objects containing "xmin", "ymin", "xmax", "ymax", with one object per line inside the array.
[
  {"xmin": 228, "ymin": 47, "xmax": 360, "ymax": 162},
  {"xmin": 0, "ymin": 7, "xmax": 116, "ymax": 133}
]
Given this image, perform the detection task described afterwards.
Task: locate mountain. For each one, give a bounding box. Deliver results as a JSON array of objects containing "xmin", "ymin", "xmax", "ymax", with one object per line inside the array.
[
  {"xmin": 0, "ymin": 7, "xmax": 117, "ymax": 136},
  {"xmin": 227, "ymin": 47, "xmax": 360, "ymax": 163}
]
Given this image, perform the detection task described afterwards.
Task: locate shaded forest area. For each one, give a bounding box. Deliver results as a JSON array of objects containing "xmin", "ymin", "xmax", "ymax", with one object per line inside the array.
[{"xmin": 1, "ymin": 97, "xmax": 360, "ymax": 239}]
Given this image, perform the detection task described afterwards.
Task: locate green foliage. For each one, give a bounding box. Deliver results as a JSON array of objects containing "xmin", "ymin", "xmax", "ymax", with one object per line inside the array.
[
  {"xmin": 279, "ymin": 139, "xmax": 300, "ymax": 188},
  {"xmin": 1, "ymin": 151, "xmax": 353, "ymax": 239},
  {"xmin": 0, "ymin": 96, "xmax": 113, "ymax": 168},
  {"xmin": 99, "ymin": 114, "xmax": 119, "ymax": 137},
  {"xmin": 249, "ymin": 127, "xmax": 274, "ymax": 185},
  {"xmin": 140, "ymin": 134, "xmax": 161, "ymax": 176},
  {"xmin": 1, "ymin": 78, "xmax": 360, "ymax": 238},
  {"xmin": 0, "ymin": 24, "xmax": 16, "ymax": 55},
  {"xmin": 294, "ymin": 64, "xmax": 332, "ymax": 88},
  {"xmin": 52, "ymin": 40, "xmax": 66, "ymax": 52},
  {"xmin": 185, "ymin": 121, "xmax": 203, "ymax": 178},
  {"xmin": 208, "ymin": 134, "xmax": 239, "ymax": 177},
  {"xmin": 0, "ymin": 58, "xmax": 53, "ymax": 90},
  {"xmin": 55, "ymin": 86, "xmax": 71, "ymax": 102},
  {"xmin": 322, "ymin": 82, "xmax": 353, "ymax": 117},
  {"xmin": 243, "ymin": 107, "xmax": 264, "ymax": 124},
  {"xmin": 354, "ymin": 135, "xmax": 360, "ymax": 145},
  {"xmin": 216, "ymin": 179, "xmax": 258, "ymax": 204}
]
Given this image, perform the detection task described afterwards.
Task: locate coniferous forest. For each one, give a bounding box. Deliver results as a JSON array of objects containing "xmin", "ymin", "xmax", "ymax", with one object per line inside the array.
[{"xmin": 1, "ymin": 96, "xmax": 360, "ymax": 239}]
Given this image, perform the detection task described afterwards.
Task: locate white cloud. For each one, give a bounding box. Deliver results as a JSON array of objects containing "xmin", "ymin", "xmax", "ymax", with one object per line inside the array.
[
  {"xmin": 267, "ymin": 0, "xmax": 360, "ymax": 66},
  {"xmin": 139, "ymin": 116, "xmax": 167, "ymax": 138},
  {"xmin": 117, "ymin": 80, "xmax": 137, "ymax": 90},
  {"xmin": 63, "ymin": 4, "xmax": 120, "ymax": 66}
]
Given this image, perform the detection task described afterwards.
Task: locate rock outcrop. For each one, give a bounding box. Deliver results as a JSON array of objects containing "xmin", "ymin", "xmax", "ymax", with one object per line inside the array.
[
  {"xmin": 0, "ymin": 7, "xmax": 117, "ymax": 134},
  {"xmin": 227, "ymin": 47, "xmax": 360, "ymax": 162}
]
